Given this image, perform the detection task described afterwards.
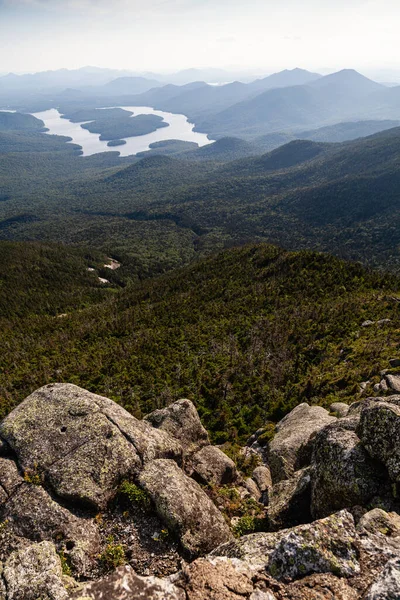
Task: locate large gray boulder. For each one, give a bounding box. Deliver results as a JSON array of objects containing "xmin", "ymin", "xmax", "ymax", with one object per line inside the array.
[
  {"xmin": 268, "ymin": 403, "xmax": 336, "ymax": 482},
  {"xmin": 72, "ymin": 565, "xmax": 185, "ymax": 600},
  {"xmin": 190, "ymin": 445, "xmax": 237, "ymax": 486},
  {"xmin": 2, "ymin": 483, "xmax": 100, "ymax": 576},
  {"xmin": 213, "ymin": 510, "xmax": 360, "ymax": 581},
  {"xmin": 144, "ymin": 399, "xmax": 210, "ymax": 457},
  {"xmin": 3, "ymin": 541, "xmax": 69, "ymax": 600},
  {"xmin": 357, "ymin": 401, "xmax": 400, "ymax": 484},
  {"xmin": 138, "ymin": 459, "xmax": 232, "ymax": 557},
  {"xmin": 0, "ymin": 384, "xmax": 182, "ymax": 510},
  {"xmin": 311, "ymin": 422, "xmax": 386, "ymax": 519}
]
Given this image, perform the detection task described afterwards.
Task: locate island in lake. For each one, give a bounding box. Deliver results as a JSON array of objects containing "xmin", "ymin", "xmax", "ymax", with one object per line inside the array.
[
  {"xmin": 107, "ymin": 139, "xmax": 127, "ymax": 147},
  {"xmin": 60, "ymin": 107, "xmax": 169, "ymax": 141}
]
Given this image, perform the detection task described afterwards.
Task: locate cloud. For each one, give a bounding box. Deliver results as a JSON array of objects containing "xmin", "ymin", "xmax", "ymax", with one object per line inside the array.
[{"xmin": 1, "ymin": 0, "xmax": 199, "ymax": 14}]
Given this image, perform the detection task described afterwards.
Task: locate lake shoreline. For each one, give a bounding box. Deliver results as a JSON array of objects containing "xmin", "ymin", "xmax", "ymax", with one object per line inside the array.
[{"xmin": 31, "ymin": 106, "xmax": 214, "ymax": 157}]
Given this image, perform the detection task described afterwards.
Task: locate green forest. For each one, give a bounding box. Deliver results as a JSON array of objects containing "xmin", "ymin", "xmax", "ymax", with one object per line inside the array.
[
  {"xmin": 1, "ymin": 241, "xmax": 399, "ymax": 444},
  {"xmin": 2, "ymin": 118, "xmax": 400, "ymax": 278}
]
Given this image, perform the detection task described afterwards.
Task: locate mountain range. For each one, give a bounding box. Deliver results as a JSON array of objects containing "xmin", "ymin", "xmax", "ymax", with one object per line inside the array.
[{"xmin": 2, "ymin": 66, "xmax": 400, "ymax": 143}]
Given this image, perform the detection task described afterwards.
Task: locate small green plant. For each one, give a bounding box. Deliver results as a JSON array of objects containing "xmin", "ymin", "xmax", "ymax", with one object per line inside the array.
[
  {"xmin": 233, "ymin": 514, "xmax": 267, "ymax": 537},
  {"xmin": 220, "ymin": 443, "xmax": 261, "ymax": 477},
  {"xmin": 153, "ymin": 528, "xmax": 170, "ymax": 542},
  {"xmin": 23, "ymin": 463, "xmax": 42, "ymax": 485},
  {"xmin": 118, "ymin": 480, "xmax": 151, "ymax": 510},
  {"xmin": 238, "ymin": 496, "xmax": 264, "ymax": 517},
  {"xmin": 100, "ymin": 537, "xmax": 126, "ymax": 569},
  {"xmin": 59, "ymin": 549, "xmax": 72, "ymax": 577},
  {"xmin": 0, "ymin": 520, "xmax": 8, "ymax": 531},
  {"xmin": 233, "ymin": 515, "xmax": 257, "ymax": 537},
  {"xmin": 257, "ymin": 422, "xmax": 276, "ymax": 446}
]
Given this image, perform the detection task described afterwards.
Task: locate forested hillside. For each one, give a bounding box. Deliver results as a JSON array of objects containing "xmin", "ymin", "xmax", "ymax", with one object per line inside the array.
[
  {"xmin": 1, "ymin": 242, "xmax": 399, "ymax": 444},
  {"xmin": 0, "ymin": 241, "xmax": 121, "ymax": 318}
]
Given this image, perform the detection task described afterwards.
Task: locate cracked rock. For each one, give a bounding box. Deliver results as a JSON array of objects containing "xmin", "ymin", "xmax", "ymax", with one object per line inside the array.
[{"xmin": 0, "ymin": 384, "xmax": 182, "ymax": 510}]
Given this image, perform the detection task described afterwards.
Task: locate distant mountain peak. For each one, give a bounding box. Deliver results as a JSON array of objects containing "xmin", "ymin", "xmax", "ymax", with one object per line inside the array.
[
  {"xmin": 250, "ymin": 68, "xmax": 322, "ymax": 92},
  {"xmin": 311, "ymin": 69, "xmax": 383, "ymax": 89}
]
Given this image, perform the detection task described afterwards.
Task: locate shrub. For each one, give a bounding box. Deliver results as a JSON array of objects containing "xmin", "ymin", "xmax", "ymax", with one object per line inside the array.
[
  {"xmin": 257, "ymin": 422, "xmax": 276, "ymax": 446},
  {"xmin": 59, "ymin": 549, "xmax": 72, "ymax": 577},
  {"xmin": 118, "ymin": 480, "xmax": 151, "ymax": 510},
  {"xmin": 100, "ymin": 537, "xmax": 126, "ymax": 569},
  {"xmin": 233, "ymin": 515, "xmax": 257, "ymax": 537},
  {"xmin": 23, "ymin": 463, "xmax": 42, "ymax": 485},
  {"xmin": 220, "ymin": 443, "xmax": 261, "ymax": 477}
]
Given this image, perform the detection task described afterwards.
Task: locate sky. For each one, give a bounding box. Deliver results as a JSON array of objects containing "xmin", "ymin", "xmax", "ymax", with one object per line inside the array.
[{"xmin": 0, "ymin": 0, "xmax": 399, "ymax": 75}]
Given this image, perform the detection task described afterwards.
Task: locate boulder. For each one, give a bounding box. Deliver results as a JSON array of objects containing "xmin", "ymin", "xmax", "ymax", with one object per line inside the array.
[
  {"xmin": 180, "ymin": 556, "xmax": 265, "ymax": 600},
  {"xmin": 365, "ymin": 557, "xmax": 400, "ymax": 599},
  {"xmin": 385, "ymin": 374, "xmax": 400, "ymax": 393},
  {"xmin": 252, "ymin": 466, "xmax": 272, "ymax": 494},
  {"xmin": 358, "ymin": 509, "xmax": 400, "ymax": 538},
  {"xmin": 138, "ymin": 458, "xmax": 232, "ymax": 557},
  {"xmin": 0, "ymin": 384, "xmax": 182, "ymax": 510},
  {"xmin": 145, "ymin": 399, "xmax": 209, "ymax": 456},
  {"xmin": 311, "ymin": 422, "xmax": 386, "ymax": 519},
  {"xmin": 72, "ymin": 565, "xmax": 185, "ymax": 600},
  {"xmin": 2, "ymin": 483, "xmax": 100, "ymax": 576},
  {"xmin": 268, "ymin": 403, "xmax": 336, "ymax": 482},
  {"xmin": 389, "ymin": 359, "xmax": 400, "ymax": 368},
  {"xmin": 267, "ymin": 467, "xmax": 311, "ymax": 530},
  {"xmin": 380, "ymin": 379, "xmax": 389, "ymax": 392},
  {"xmin": 357, "ymin": 401, "xmax": 400, "ymax": 483},
  {"xmin": 329, "ymin": 402, "xmax": 349, "ymax": 417},
  {"xmin": 3, "ymin": 541, "xmax": 69, "ymax": 600},
  {"xmin": 190, "ymin": 446, "xmax": 237, "ymax": 486},
  {"xmin": 213, "ymin": 510, "xmax": 360, "ymax": 581},
  {"xmin": 349, "ymin": 396, "xmax": 400, "ymax": 416},
  {"xmin": 243, "ymin": 477, "xmax": 262, "ymax": 501}
]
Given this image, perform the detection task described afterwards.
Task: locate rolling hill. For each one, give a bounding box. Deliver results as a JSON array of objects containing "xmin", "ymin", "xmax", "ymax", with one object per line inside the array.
[{"xmin": 0, "ymin": 111, "xmax": 44, "ymax": 131}]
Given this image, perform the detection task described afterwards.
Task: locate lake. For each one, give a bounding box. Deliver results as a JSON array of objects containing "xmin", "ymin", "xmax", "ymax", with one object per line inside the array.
[{"xmin": 32, "ymin": 106, "xmax": 213, "ymax": 157}]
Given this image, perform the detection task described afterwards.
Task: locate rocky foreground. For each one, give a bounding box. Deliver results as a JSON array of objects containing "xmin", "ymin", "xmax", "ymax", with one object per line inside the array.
[{"xmin": 0, "ymin": 384, "xmax": 400, "ymax": 598}]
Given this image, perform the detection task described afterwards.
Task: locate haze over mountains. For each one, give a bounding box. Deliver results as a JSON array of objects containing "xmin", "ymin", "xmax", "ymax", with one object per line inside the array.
[{"xmin": 2, "ymin": 65, "xmax": 400, "ymax": 143}]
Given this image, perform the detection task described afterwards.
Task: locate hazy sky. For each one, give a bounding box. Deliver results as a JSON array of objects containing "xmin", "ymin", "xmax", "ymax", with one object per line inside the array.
[{"xmin": 0, "ymin": 0, "xmax": 399, "ymax": 74}]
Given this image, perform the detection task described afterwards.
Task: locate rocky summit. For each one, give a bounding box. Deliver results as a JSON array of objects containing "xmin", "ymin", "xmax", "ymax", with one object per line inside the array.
[{"xmin": 1, "ymin": 383, "xmax": 400, "ymax": 598}]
